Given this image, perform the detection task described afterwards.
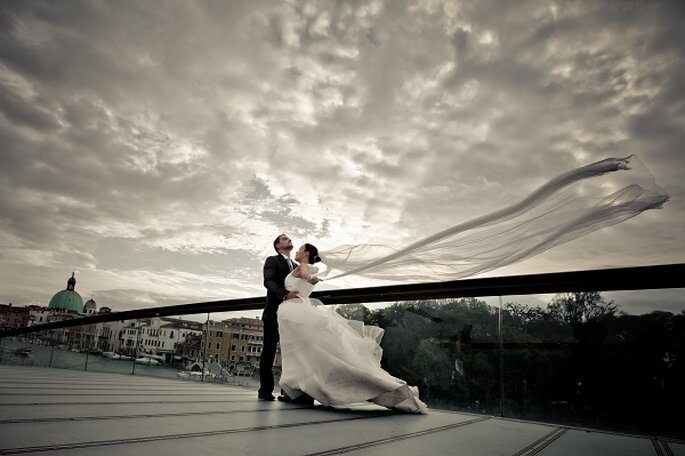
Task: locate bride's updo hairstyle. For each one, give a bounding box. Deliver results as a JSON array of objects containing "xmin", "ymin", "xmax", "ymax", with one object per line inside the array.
[{"xmin": 304, "ymin": 243, "xmax": 322, "ymax": 264}]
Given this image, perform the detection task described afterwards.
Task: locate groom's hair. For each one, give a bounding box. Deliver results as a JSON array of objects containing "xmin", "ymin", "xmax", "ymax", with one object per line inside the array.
[{"xmin": 273, "ymin": 234, "xmax": 284, "ymax": 252}]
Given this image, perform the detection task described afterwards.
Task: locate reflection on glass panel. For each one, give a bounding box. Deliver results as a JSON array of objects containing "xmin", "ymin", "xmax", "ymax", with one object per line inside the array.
[
  {"xmin": 500, "ymin": 289, "xmax": 684, "ymax": 439},
  {"xmin": 334, "ymin": 299, "xmax": 501, "ymax": 415}
]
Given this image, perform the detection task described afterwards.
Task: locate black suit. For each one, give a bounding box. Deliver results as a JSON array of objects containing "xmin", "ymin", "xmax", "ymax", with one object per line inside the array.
[{"xmin": 258, "ymin": 254, "xmax": 294, "ymax": 397}]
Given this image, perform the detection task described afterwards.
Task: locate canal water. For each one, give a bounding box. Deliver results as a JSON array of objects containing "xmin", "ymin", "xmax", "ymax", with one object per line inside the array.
[{"xmin": 0, "ymin": 338, "xmax": 258, "ymax": 387}]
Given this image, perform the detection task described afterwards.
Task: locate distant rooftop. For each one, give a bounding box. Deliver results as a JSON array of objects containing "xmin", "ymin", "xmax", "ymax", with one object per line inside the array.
[{"xmin": 0, "ymin": 365, "xmax": 682, "ymax": 456}]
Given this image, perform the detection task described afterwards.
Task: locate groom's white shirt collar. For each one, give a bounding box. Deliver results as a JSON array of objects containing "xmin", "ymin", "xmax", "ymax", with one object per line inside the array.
[{"xmin": 281, "ymin": 253, "xmax": 294, "ymax": 271}]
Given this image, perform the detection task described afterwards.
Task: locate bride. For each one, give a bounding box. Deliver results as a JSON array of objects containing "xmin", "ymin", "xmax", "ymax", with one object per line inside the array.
[{"xmin": 278, "ymin": 243, "xmax": 428, "ymax": 414}]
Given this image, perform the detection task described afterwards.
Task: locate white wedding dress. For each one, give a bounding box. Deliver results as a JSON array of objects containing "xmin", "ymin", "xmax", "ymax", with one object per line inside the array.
[{"xmin": 278, "ymin": 270, "xmax": 428, "ymax": 414}]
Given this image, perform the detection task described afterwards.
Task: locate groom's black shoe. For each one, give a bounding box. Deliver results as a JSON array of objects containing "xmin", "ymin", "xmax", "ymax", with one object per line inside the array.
[
  {"xmin": 277, "ymin": 394, "xmax": 292, "ymax": 402},
  {"xmin": 258, "ymin": 393, "xmax": 275, "ymax": 401}
]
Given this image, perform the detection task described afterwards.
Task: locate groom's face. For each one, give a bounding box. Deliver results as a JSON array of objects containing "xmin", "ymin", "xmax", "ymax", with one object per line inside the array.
[{"xmin": 276, "ymin": 234, "xmax": 293, "ymax": 253}]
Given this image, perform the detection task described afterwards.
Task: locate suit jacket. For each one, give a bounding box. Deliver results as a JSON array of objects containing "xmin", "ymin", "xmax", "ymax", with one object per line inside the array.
[{"xmin": 262, "ymin": 254, "xmax": 296, "ymax": 320}]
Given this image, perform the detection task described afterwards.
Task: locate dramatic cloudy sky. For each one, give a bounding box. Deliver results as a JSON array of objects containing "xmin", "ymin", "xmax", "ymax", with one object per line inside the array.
[{"xmin": 1, "ymin": 0, "xmax": 684, "ymax": 317}]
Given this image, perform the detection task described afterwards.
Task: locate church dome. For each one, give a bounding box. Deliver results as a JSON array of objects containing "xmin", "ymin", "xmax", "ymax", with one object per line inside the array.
[
  {"xmin": 48, "ymin": 273, "xmax": 84, "ymax": 312},
  {"xmin": 83, "ymin": 298, "xmax": 97, "ymax": 313}
]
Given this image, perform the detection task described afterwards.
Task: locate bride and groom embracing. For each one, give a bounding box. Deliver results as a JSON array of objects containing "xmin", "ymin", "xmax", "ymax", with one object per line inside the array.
[{"xmin": 257, "ymin": 233, "xmax": 428, "ymax": 414}]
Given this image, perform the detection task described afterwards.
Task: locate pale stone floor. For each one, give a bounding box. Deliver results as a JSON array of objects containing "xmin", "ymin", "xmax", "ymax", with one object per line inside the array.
[{"xmin": 0, "ymin": 366, "xmax": 682, "ymax": 456}]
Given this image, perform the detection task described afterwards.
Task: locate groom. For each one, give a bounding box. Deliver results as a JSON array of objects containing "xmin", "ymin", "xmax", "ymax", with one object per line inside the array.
[{"xmin": 258, "ymin": 233, "xmax": 300, "ymax": 401}]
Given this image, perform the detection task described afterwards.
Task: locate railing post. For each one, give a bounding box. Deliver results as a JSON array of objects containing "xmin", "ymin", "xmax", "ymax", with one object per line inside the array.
[
  {"xmin": 132, "ymin": 319, "xmax": 140, "ymax": 375},
  {"xmin": 202, "ymin": 313, "xmax": 209, "ymax": 383},
  {"xmin": 84, "ymin": 349, "xmax": 89, "ymax": 371},
  {"xmin": 49, "ymin": 344, "xmax": 55, "ymax": 368},
  {"xmin": 499, "ymin": 295, "xmax": 504, "ymax": 418}
]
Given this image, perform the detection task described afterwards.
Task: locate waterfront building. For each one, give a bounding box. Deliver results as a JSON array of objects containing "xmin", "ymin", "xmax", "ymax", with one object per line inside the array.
[
  {"xmin": 0, "ymin": 304, "xmax": 30, "ymax": 330},
  {"xmin": 203, "ymin": 317, "xmax": 264, "ymax": 375},
  {"xmin": 3, "ymin": 273, "xmax": 265, "ymax": 370},
  {"xmin": 176, "ymin": 333, "xmax": 203, "ymax": 363},
  {"xmin": 137, "ymin": 318, "xmax": 203, "ymax": 363},
  {"xmin": 21, "ymin": 273, "xmax": 95, "ymax": 347}
]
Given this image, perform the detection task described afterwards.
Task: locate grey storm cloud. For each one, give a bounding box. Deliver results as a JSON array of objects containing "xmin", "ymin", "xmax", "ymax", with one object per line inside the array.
[{"xmin": 0, "ymin": 0, "xmax": 683, "ymax": 315}]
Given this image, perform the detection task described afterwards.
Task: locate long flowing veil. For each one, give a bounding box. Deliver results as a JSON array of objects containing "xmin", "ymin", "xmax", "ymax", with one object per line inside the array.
[{"xmin": 321, "ymin": 155, "xmax": 669, "ymax": 282}]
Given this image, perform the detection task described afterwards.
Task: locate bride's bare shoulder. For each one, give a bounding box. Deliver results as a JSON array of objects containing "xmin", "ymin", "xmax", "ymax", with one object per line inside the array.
[
  {"xmin": 292, "ymin": 263, "xmax": 311, "ymax": 278},
  {"xmin": 298, "ymin": 263, "xmax": 312, "ymax": 276}
]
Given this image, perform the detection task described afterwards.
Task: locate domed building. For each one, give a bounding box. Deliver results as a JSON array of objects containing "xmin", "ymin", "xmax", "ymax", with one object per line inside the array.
[
  {"xmin": 48, "ymin": 273, "xmax": 84, "ymax": 312},
  {"xmin": 83, "ymin": 298, "xmax": 97, "ymax": 314}
]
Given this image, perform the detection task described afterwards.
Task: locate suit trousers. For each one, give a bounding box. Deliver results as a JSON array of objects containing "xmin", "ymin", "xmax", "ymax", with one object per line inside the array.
[{"xmin": 258, "ymin": 313, "xmax": 279, "ymax": 396}]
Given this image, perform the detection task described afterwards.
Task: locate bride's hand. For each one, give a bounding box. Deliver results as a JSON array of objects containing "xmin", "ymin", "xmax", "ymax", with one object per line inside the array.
[{"xmin": 284, "ymin": 291, "xmax": 299, "ymax": 300}]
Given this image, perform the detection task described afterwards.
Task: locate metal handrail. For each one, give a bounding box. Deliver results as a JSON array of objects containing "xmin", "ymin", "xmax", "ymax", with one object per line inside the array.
[{"xmin": 2, "ymin": 263, "xmax": 684, "ymax": 338}]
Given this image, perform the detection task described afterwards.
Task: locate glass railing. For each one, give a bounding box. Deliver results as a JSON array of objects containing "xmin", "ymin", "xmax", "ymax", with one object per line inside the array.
[
  {"xmin": 0, "ymin": 313, "xmax": 262, "ymax": 387},
  {"xmin": 331, "ymin": 287, "xmax": 683, "ymax": 438},
  {"xmin": 499, "ymin": 289, "xmax": 683, "ymax": 438},
  {"xmin": 1, "ymin": 264, "xmax": 683, "ymax": 439}
]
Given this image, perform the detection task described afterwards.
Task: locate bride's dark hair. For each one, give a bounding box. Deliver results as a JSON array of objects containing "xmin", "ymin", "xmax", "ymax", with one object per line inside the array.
[{"xmin": 304, "ymin": 243, "xmax": 321, "ymax": 264}]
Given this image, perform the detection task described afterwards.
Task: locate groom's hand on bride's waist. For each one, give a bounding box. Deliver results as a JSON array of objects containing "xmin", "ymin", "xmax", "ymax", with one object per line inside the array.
[{"xmin": 284, "ymin": 291, "xmax": 299, "ymax": 300}]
